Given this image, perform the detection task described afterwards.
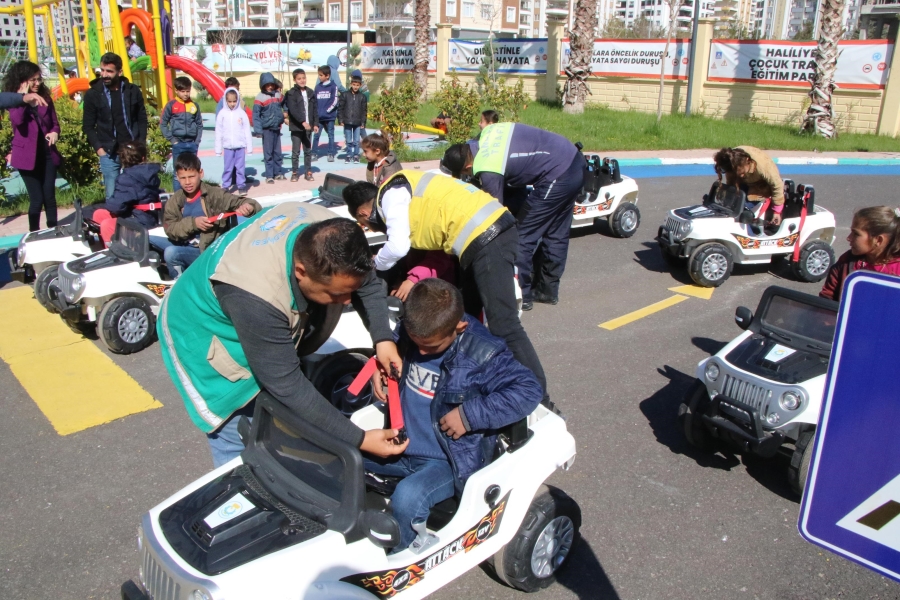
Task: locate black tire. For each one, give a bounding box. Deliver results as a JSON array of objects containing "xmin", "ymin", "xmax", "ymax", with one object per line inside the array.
[
  {"xmin": 677, "ymin": 379, "xmax": 713, "ymax": 451},
  {"xmin": 659, "ymin": 244, "xmax": 685, "ymax": 268},
  {"xmin": 688, "ymin": 242, "xmax": 733, "ymax": 287},
  {"xmin": 488, "ymin": 485, "xmax": 581, "ymax": 593},
  {"xmin": 311, "ymin": 352, "xmax": 374, "ymax": 417},
  {"xmin": 34, "ymin": 264, "xmax": 60, "ymax": 313},
  {"xmin": 609, "ymin": 202, "xmax": 640, "ymax": 238},
  {"xmin": 788, "ymin": 428, "xmax": 816, "ymax": 496},
  {"xmin": 98, "ymin": 297, "xmax": 157, "ymax": 355},
  {"xmin": 792, "ymin": 240, "xmax": 834, "ymax": 283}
]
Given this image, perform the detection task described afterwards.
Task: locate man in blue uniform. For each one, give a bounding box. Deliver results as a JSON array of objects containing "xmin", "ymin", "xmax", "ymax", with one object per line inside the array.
[{"xmin": 442, "ymin": 123, "xmax": 584, "ymax": 310}]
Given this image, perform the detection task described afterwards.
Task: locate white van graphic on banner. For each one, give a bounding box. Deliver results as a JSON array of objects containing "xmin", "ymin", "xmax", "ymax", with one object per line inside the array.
[{"xmin": 708, "ymin": 40, "xmax": 894, "ymax": 89}]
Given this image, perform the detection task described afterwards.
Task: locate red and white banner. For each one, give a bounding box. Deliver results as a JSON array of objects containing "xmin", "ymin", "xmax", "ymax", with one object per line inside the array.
[
  {"xmin": 560, "ymin": 38, "xmax": 692, "ymax": 79},
  {"xmin": 360, "ymin": 42, "xmax": 437, "ymax": 72},
  {"xmin": 708, "ymin": 40, "xmax": 894, "ymax": 89}
]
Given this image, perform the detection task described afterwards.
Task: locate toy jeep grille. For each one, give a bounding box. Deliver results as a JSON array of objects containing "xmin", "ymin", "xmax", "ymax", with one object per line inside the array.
[
  {"xmin": 664, "ymin": 216, "xmax": 681, "ymax": 232},
  {"xmin": 142, "ymin": 545, "xmax": 180, "ymax": 600},
  {"xmin": 720, "ymin": 374, "xmax": 771, "ymax": 412}
]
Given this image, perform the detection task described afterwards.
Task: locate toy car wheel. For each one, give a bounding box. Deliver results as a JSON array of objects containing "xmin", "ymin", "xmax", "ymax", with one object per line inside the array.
[
  {"xmin": 788, "ymin": 428, "xmax": 816, "ymax": 496},
  {"xmin": 609, "ymin": 202, "xmax": 640, "ymax": 238},
  {"xmin": 489, "ymin": 485, "xmax": 581, "ymax": 592},
  {"xmin": 688, "ymin": 243, "xmax": 733, "ymax": 287},
  {"xmin": 98, "ymin": 297, "xmax": 157, "ymax": 355},
  {"xmin": 677, "ymin": 379, "xmax": 712, "ymax": 451},
  {"xmin": 792, "ymin": 240, "xmax": 834, "ymax": 283},
  {"xmin": 34, "ymin": 264, "xmax": 61, "ymax": 313},
  {"xmin": 63, "ymin": 317, "xmax": 97, "ymax": 338},
  {"xmin": 311, "ymin": 352, "xmax": 374, "ymax": 417}
]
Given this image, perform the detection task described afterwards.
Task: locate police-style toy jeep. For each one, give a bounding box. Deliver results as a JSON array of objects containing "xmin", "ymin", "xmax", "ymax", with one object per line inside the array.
[
  {"xmin": 121, "ymin": 389, "xmax": 580, "ymax": 600},
  {"xmin": 678, "ymin": 285, "xmax": 838, "ymax": 495},
  {"xmin": 657, "ymin": 181, "xmax": 836, "ymax": 287},
  {"xmin": 572, "ymin": 157, "xmax": 641, "ymax": 238}
]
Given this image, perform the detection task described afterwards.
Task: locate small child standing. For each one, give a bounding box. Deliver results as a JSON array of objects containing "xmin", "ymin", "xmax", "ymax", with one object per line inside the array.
[
  {"xmin": 215, "ymin": 88, "xmax": 253, "ymax": 195},
  {"xmin": 820, "ymin": 206, "xmax": 900, "ymax": 302},
  {"xmin": 338, "ymin": 74, "xmax": 367, "ymax": 164},
  {"xmin": 283, "ymin": 68, "xmax": 319, "ymax": 182},
  {"xmin": 313, "ymin": 65, "xmax": 339, "ymax": 162},
  {"xmin": 365, "ymin": 278, "xmax": 541, "ymax": 553},
  {"xmin": 215, "ymin": 77, "xmax": 241, "ymax": 116},
  {"xmin": 253, "ymin": 72, "xmax": 286, "ymax": 184},
  {"xmin": 161, "ymin": 76, "xmax": 203, "ymax": 192},
  {"xmin": 362, "ymin": 132, "xmax": 401, "ymax": 188}
]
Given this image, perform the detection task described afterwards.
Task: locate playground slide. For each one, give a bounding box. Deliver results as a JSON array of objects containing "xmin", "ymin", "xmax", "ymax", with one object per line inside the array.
[
  {"xmin": 52, "ymin": 77, "xmax": 91, "ymax": 100},
  {"xmin": 165, "ymin": 55, "xmax": 254, "ymax": 122}
]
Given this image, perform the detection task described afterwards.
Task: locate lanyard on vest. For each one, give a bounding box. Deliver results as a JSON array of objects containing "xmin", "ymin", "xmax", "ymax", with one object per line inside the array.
[
  {"xmin": 348, "ymin": 357, "xmax": 406, "ymax": 438},
  {"xmin": 103, "ymin": 84, "xmax": 134, "ymax": 140}
]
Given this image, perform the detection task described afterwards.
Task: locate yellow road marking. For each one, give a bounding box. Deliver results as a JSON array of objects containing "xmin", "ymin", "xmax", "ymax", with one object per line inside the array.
[
  {"xmin": 668, "ymin": 284, "xmax": 716, "ymax": 300},
  {"xmin": 0, "ymin": 286, "xmax": 161, "ymax": 435},
  {"xmin": 599, "ymin": 294, "xmax": 689, "ymax": 330}
]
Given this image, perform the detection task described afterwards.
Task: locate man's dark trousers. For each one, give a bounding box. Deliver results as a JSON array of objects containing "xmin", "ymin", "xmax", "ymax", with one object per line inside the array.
[
  {"xmin": 515, "ymin": 155, "xmax": 584, "ymax": 303},
  {"xmin": 459, "ymin": 226, "xmax": 547, "ymax": 394}
]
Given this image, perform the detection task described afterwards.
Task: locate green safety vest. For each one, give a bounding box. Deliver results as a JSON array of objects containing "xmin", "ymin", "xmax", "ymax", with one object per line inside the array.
[
  {"xmin": 157, "ymin": 201, "xmax": 341, "ymax": 433},
  {"xmin": 472, "ymin": 122, "xmax": 516, "ymax": 176}
]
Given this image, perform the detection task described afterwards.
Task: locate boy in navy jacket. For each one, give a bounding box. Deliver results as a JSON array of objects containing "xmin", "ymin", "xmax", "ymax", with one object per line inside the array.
[
  {"xmin": 312, "ymin": 65, "xmax": 339, "ymax": 162},
  {"xmin": 160, "ymin": 76, "xmax": 203, "ymax": 192},
  {"xmin": 365, "ymin": 278, "xmax": 542, "ymax": 554},
  {"xmin": 252, "ymin": 72, "xmax": 285, "ymax": 183}
]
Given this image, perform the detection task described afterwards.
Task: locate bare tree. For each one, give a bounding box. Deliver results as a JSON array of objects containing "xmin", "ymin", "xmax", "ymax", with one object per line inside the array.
[
  {"xmin": 801, "ymin": 0, "xmax": 846, "ymax": 137},
  {"xmin": 656, "ymin": 0, "xmax": 687, "ymax": 124},
  {"xmin": 413, "ymin": 0, "xmax": 430, "ymax": 97},
  {"xmin": 213, "ymin": 28, "xmax": 242, "ymax": 79},
  {"xmin": 563, "ymin": 0, "xmax": 597, "ymax": 114},
  {"xmin": 375, "ymin": 0, "xmax": 412, "ymax": 87}
]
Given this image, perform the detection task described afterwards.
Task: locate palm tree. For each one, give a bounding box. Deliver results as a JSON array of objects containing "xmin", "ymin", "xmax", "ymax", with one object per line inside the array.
[
  {"xmin": 562, "ymin": 0, "xmax": 597, "ymax": 114},
  {"xmin": 413, "ymin": 0, "xmax": 430, "ymax": 98},
  {"xmin": 801, "ymin": 0, "xmax": 846, "ymax": 138}
]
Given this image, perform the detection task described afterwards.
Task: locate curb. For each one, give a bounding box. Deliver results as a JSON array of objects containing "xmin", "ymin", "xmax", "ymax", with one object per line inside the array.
[
  {"xmin": 0, "ymin": 234, "xmax": 21, "ymax": 250},
  {"xmin": 615, "ymin": 157, "xmax": 900, "ymax": 167}
]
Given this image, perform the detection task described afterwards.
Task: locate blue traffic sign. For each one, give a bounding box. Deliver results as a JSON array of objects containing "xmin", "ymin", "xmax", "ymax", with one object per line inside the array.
[{"xmin": 799, "ymin": 271, "xmax": 900, "ymax": 582}]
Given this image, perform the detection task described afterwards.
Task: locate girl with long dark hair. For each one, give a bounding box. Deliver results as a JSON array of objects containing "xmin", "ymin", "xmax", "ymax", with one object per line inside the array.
[{"xmin": 3, "ymin": 61, "xmax": 63, "ymax": 231}]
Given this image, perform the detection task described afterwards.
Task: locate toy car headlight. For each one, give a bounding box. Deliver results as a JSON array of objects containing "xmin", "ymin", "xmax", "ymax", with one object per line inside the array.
[
  {"xmin": 704, "ymin": 361, "xmax": 720, "ymax": 382},
  {"xmin": 779, "ymin": 390, "xmax": 803, "ymax": 411},
  {"xmin": 675, "ymin": 220, "xmax": 693, "ymax": 241},
  {"xmin": 190, "ymin": 590, "xmax": 212, "ymax": 600},
  {"xmin": 16, "ymin": 237, "xmax": 26, "ymax": 264},
  {"xmin": 137, "ymin": 525, "xmax": 143, "ymax": 552}
]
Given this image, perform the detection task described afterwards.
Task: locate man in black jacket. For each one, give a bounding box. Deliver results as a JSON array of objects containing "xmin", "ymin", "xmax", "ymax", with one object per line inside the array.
[{"xmin": 82, "ymin": 52, "xmax": 148, "ymax": 200}]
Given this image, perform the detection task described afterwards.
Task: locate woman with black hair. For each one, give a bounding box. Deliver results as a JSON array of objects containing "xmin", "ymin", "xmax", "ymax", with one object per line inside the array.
[{"xmin": 3, "ymin": 61, "xmax": 63, "ymax": 232}]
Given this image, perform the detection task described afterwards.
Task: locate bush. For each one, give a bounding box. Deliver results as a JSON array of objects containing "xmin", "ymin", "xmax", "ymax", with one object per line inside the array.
[
  {"xmin": 376, "ymin": 77, "xmax": 421, "ymax": 149},
  {"xmin": 146, "ymin": 114, "xmax": 171, "ymax": 167},
  {"xmin": 484, "ymin": 77, "xmax": 528, "ymax": 122},
  {"xmin": 434, "ymin": 72, "xmax": 481, "ymax": 145},
  {"xmin": 54, "ymin": 98, "xmax": 100, "ymax": 187}
]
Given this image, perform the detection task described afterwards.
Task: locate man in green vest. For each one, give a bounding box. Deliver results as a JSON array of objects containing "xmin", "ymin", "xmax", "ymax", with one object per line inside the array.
[{"xmin": 158, "ymin": 201, "xmax": 407, "ymax": 467}]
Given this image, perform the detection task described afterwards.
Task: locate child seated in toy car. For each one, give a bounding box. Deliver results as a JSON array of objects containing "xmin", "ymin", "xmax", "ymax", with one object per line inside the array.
[
  {"xmin": 366, "ymin": 278, "xmax": 542, "ymax": 553},
  {"xmin": 82, "ymin": 141, "xmax": 165, "ymax": 243},
  {"xmin": 714, "ymin": 146, "xmax": 785, "ymax": 226}
]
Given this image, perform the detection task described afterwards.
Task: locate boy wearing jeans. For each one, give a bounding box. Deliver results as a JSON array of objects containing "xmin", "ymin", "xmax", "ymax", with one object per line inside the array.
[
  {"xmin": 338, "ymin": 74, "xmax": 367, "ymax": 164},
  {"xmin": 160, "ymin": 76, "xmax": 203, "ymax": 192},
  {"xmin": 365, "ymin": 278, "xmax": 542, "ymax": 553},
  {"xmin": 283, "ymin": 68, "xmax": 319, "ymax": 182},
  {"xmin": 253, "ymin": 72, "xmax": 286, "ymax": 183},
  {"xmin": 312, "ymin": 65, "xmax": 339, "ymax": 162}
]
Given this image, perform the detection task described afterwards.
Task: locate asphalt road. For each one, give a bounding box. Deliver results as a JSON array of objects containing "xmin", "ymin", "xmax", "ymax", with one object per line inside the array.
[{"xmin": 2, "ymin": 173, "xmax": 900, "ymax": 600}]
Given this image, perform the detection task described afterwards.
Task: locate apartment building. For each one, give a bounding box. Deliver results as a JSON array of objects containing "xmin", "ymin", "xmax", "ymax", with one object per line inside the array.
[{"xmin": 613, "ymin": 0, "xmax": 715, "ymax": 32}]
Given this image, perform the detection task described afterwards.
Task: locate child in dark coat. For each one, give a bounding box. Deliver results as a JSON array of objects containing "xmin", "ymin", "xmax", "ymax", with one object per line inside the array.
[
  {"xmin": 252, "ymin": 72, "xmax": 285, "ymax": 183},
  {"xmin": 283, "ymin": 68, "xmax": 319, "ymax": 182},
  {"xmin": 338, "ymin": 74, "xmax": 367, "ymax": 163},
  {"xmin": 312, "ymin": 65, "xmax": 339, "ymax": 162}
]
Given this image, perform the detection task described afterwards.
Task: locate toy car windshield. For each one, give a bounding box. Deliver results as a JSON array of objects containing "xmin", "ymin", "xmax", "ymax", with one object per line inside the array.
[
  {"xmin": 313, "ymin": 173, "xmax": 354, "ymax": 208},
  {"xmin": 759, "ymin": 290, "xmax": 838, "ymax": 349},
  {"xmin": 108, "ymin": 218, "xmax": 150, "ymax": 263},
  {"xmin": 703, "ymin": 182, "xmax": 746, "ymax": 218}
]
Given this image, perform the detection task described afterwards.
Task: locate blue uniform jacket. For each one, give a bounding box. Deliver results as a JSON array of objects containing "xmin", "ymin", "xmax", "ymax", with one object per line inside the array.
[{"xmin": 395, "ymin": 314, "xmax": 542, "ymax": 493}]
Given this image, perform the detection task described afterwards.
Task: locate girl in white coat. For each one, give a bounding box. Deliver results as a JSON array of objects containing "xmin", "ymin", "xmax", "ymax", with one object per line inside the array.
[{"xmin": 215, "ymin": 88, "xmax": 253, "ymax": 194}]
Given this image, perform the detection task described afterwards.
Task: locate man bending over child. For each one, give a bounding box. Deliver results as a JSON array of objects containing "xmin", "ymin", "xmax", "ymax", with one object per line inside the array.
[{"xmin": 366, "ymin": 278, "xmax": 542, "ymax": 553}]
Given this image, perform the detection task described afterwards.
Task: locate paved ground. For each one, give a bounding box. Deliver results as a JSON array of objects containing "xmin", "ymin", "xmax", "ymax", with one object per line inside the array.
[{"xmin": 1, "ymin": 171, "xmax": 900, "ymax": 599}]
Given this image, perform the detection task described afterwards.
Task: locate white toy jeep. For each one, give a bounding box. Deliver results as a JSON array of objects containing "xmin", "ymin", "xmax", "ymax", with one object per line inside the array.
[
  {"xmin": 572, "ymin": 156, "xmax": 641, "ymax": 238},
  {"xmin": 121, "ymin": 386, "xmax": 580, "ymax": 600},
  {"xmin": 48, "ymin": 218, "xmax": 176, "ymax": 353},
  {"xmin": 309, "ymin": 173, "xmax": 387, "ymax": 246},
  {"xmin": 657, "ymin": 181, "xmax": 836, "ymax": 287},
  {"xmin": 678, "ymin": 285, "xmax": 838, "ymax": 495}
]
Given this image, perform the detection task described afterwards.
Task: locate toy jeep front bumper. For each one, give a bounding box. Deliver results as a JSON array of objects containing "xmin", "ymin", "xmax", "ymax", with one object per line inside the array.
[
  {"xmin": 701, "ymin": 395, "xmax": 785, "ymax": 458},
  {"xmin": 46, "ymin": 282, "xmax": 82, "ymax": 323},
  {"xmin": 7, "ymin": 248, "xmax": 34, "ymax": 284},
  {"xmin": 657, "ymin": 226, "xmax": 691, "ymax": 258}
]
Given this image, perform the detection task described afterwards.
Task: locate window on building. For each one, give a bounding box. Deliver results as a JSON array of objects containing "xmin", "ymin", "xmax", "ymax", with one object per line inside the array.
[
  {"xmin": 4, "ymin": 30, "xmax": 9, "ymax": 36},
  {"xmin": 481, "ymin": 3, "xmax": 492, "ymax": 19},
  {"xmin": 13, "ymin": 18, "xmax": 18, "ymax": 24},
  {"xmin": 2, "ymin": 18, "xmax": 6, "ymax": 24},
  {"xmin": 329, "ymin": 2, "xmax": 340, "ymax": 20},
  {"xmin": 506, "ymin": 6, "xmax": 515, "ymax": 21},
  {"xmin": 627, "ymin": 11, "xmax": 633, "ymax": 17},
  {"xmin": 447, "ymin": 0, "xmax": 456, "ymax": 16},
  {"xmin": 463, "ymin": 1, "xmax": 474, "ymax": 16},
  {"xmin": 351, "ymin": 1, "xmax": 361, "ymax": 20}
]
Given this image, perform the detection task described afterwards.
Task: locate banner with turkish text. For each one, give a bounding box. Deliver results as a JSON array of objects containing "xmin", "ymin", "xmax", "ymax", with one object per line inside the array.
[
  {"xmin": 448, "ymin": 39, "xmax": 549, "ymax": 74},
  {"xmin": 359, "ymin": 43, "xmax": 436, "ymax": 72},
  {"xmin": 560, "ymin": 39, "xmax": 692, "ymax": 79}
]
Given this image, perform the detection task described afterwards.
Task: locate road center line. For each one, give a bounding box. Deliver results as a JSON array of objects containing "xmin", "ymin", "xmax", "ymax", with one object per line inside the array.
[
  {"xmin": 599, "ymin": 294, "xmax": 689, "ymax": 330},
  {"xmin": 0, "ymin": 286, "xmax": 162, "ymax": 435}
]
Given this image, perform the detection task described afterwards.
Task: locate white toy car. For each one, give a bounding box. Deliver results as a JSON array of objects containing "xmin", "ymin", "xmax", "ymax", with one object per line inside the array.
[
  {"xmin": 678, "ymin": 285, "xmax": 838, "ymax": 495},
  {"xmin": 48, "ymin": 218, "xmax": 175, "ymax": 353},
  {"xmin": 121, "ymin": 383, "xmax": 580, "ymax": 600},
  {"xmin": 657, "ymin": 181, "xmax": 837, "ymax": 287},
  {"xmin": 572, "ymin": 157, "xmax": 641, "ymax": 237},
  {"xmin": 309, "ymin": 173, "xmax": 387, "ymax": 246}
]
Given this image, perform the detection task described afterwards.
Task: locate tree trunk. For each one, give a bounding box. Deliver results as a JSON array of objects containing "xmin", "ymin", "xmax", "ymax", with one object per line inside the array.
[
  {"xmin": 801, "ymin": 0, "xmax": 846, "ymax": 138},
  {"xmin": 562, "ymin": 0, "xmax": 597, "ymax": 114},
  {"xmin": 657, "ymin": 2, "xmax": 680, "ymax": 125},
  {"xmin": 413, "ymin": 0, "xmax": 430, "ymax": 98}
]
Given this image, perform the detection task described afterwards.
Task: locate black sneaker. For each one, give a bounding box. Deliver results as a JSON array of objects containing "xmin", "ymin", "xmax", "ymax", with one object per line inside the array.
[
  {"xmin": 533, "ymin": 291, "xmax": 559, "ymax": 305},
  {"xmin": 521, "ymin": 301, "xmax": 534, "ymax": 311},
  {"xmin": 345, "ymin": 157, "xmax": 351, "ymax": 164}
]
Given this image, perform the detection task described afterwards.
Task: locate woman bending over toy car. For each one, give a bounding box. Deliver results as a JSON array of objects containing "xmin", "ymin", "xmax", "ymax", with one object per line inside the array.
[
  {"xmin": 820, "ymin": 206, "xmax": 900, "ymax": 302},
  {"xmin": 714, "ymin": 146, "xmax": 785, "ymax": 226}
]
